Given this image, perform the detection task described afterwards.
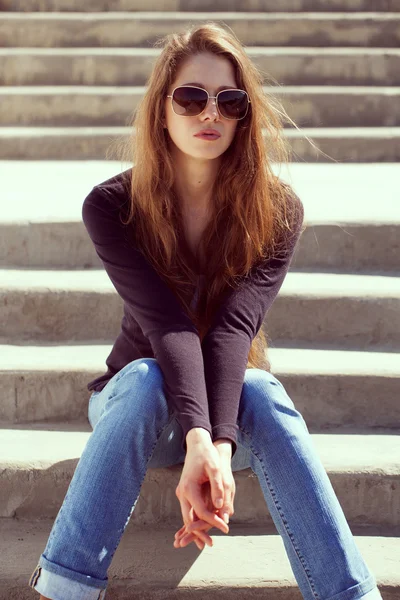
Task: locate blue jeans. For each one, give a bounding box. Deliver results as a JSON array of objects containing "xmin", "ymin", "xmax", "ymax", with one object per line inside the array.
[{"xmin": 29, "ymin": 357, "xmax": 381, "ymax": 600}]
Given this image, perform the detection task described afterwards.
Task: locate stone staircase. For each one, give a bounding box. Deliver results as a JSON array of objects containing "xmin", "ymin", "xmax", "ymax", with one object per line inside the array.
[
  {"xmin": 1, "ymin": 0, "xmax": 400, "ymax": 161},
  {"xmin": 0, "ymin": 1, "xmax": 399, "ymax": 598}
]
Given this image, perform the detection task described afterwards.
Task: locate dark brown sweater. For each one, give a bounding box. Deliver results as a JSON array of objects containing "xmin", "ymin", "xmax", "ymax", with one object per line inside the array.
[{"xmin": 82, "ymin": 169, "xmax": 304, "ymax": 457}]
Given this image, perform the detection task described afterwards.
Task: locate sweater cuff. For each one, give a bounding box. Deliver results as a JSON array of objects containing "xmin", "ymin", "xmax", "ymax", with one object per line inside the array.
[{"xmin": 211, "ymin": 423, "xmax": 238, "ymax": 458}]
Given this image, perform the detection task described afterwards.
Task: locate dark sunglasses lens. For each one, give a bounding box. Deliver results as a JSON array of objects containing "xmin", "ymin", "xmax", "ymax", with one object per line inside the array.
[
  {"xmin": 218, "ymin": 90, "xmax": 249, "ymax": 119},
  {"xmin": 172, "ymin": 87, "xmax": 208, "ymax": 116}
]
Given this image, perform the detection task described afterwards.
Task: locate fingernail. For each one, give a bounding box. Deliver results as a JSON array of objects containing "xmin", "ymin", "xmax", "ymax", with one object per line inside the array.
[
  {"xmin": 216, "ymin": 498, "xmax": 223, "ymax": 508},
  {"xmin": 223, "ymin": 513, "xmax": 229, "ymax": 524}
]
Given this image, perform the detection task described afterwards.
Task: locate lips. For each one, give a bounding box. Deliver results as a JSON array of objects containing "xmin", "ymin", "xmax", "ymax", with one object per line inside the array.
[{"xmin": 194, "ymin": 129, "xmax": 221, "ymax": 138}]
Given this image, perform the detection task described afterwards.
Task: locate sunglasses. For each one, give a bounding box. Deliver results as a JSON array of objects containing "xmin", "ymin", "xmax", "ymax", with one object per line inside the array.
[{"xmin": 166, "ymin": 85, "xmax": 251, "ymax": 120}]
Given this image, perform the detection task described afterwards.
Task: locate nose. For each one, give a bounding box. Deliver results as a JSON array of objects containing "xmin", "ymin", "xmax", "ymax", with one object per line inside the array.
[{"xmin": 201, "ymin": 96, "xmax": 219, "ymax": 120}]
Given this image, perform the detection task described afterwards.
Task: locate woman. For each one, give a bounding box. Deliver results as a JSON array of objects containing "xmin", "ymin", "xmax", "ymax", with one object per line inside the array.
[{"xmin": 29, "ymin": 22, "xmax": 382, "ymax": 600}]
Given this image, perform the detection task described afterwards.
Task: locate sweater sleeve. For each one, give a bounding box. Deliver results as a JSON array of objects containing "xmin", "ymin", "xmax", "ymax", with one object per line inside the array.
[
  {"xmin": 201, "ymin": 192, "xmax": 305, "ymax": 458},
  {"xmin": 82, "ymin": 186, "xmax": 211, "ymax": 452}
]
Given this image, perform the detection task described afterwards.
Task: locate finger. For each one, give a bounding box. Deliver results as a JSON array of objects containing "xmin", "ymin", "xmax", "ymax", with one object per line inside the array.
[
  {"xmin": 174, "ymin": 526, "xmax": 191, "ymax": 547},
  {"xmin": 185, "ymin": 519, "xmax": 212, "ymax": 533},
  {"xmin": 194, "ymin": 494, "xmax": 229, "ymax": 534},
  {"xmin": 174, "ymin": 528, "xmax": 208, "ymax": 549},
  {"xmin": 175, "ymin": 533, "xmax": 205, "ymax": 551},
  {"xmin": 175, "ymin": 519, "xmax": 203, "ymax": 543},
  {"xmin": 190, "ymin": 485, "xmax": 218, "ymax": 525},
  {"xmin": 221, "ymin": 503, "xmax": 230, "ymax": 524},
  {"xmin": 192, "ymin": 501, "xmax": 229, "ymax": 533},
  {"xmin": 174, "ymin": 535, "xmax": 185, "ymax": 548},
  {"xmin": 174, "ymin": 538, "xmax": 205, "ymax": 551},
  {"xmin": 174, "ymin": 525, "xmax": 186, "ymax": 539},
  {"xmin": 177, "ymin": 532, "xmax": 197, "ymax": 547},
  {"xmin": 180, "ymin": 529, "xmax": 213, "ymax": 547},
  {"xmin": 208, "ymin": 468, "xmax": 225, "ymax": 511},
  {"xmin": 200, "ymin": 481, "xmax": 214, "ymax": 511},
  {"xmin": 191, "ymin": 527, "xmax": 213, "ymax": 545},
  {"xmin": 220, "ymin": 486, "xmax": 235, "ymax": 523},
  {"xmin": 195, "ymin": 538, "xmax": 205, "ymax": 550},
  {"xmin": 188, "ymin": 505, "xmax": 195, "ymax": 523},
  {"xmin": 175, "ymin": 519, "xmax": 210, "ymax": 546},
  {"xmin": 182, "ymin": 482, "xmax": 229, "ymax": 534},
  {"xmin": 186, "ymin": 500, "xmax": 227, "ymax": 532},
  {"xmin": 175, "ymin": 511, "xmax": 204, "ymax": 543},
  {"xmin": 174, "ymin": 506, "xmax": 195, "ymax": 538},
  {"xmin": 179, "ymin": 495, "xmax": 193, "ymax": 529}
]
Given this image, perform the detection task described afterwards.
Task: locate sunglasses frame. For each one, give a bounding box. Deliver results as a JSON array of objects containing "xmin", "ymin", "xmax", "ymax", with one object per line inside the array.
[{"xmin": 166, "ymin": 85, "xmax": 251, "ymax": 121}]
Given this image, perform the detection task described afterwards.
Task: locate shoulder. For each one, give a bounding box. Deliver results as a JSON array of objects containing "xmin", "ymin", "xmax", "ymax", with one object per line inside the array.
[
  {"xmin": 83, "ymin": 167, "xmax": 132, "ymax": 209},
  {"xmin": 94, "ymin": 167, "xmax": 132, "ymax": 197},
  {"xmin": 263, "ymin": 180, "xmax": 305, "ymax": 260},
  {"xmin": 276, "ymin": 180, "xmax": 305, "ymax": 239},
  {"xmin": 82, "ymin": 168, "xmax": 134, "ymax": 242},
  {"xmin": 280, "ymin": 180, "xmax": 304, "ymax": 215},
  {"xmin": 82, "ymin": 167, "xmax": 132, "ymax": 220}
]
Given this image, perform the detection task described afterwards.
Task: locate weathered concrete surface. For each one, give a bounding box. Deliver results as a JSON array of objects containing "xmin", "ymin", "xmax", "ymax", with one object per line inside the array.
[
  {"xmin": 2, "ymin": 0, "xmax": 400, "ymax": 12},
  {"xmin": 1, "ymin": 48, "xmax": 400, "ymax": 87},
  {"xmin": 1, "ymin": 161, "xmax": 397, "ymax": 224},
  {"xmin": 1, "ymin": 345, "xmax": 399, "ymax": 428},
  {"xmin": 1, "ymin": 426, "xmax": 399, "ymax": 526},
  {"xmin": 2, "ymin": 125, "xmax": 400, "ymax": 161},
  {"xmin": 2, "ymin": 13, "xmax": 400, "ymax": 48},
  {"xmin": 1, "ymin": 268, "xmax": 399, "ymax": 347},
  {"xmin": 2, "ymin": 86, "xmax": 400, "ymax": 128},
  {"xmin": 0, "ymin": 4, "xmax": 399, "ymax": 600},
  {"xmin": 2, "ymin": 220, "xmax": 400, "ymax": 270},
  {"xmin": 0, "ymin": 518, "xmax": 398, "ymax": 599}
]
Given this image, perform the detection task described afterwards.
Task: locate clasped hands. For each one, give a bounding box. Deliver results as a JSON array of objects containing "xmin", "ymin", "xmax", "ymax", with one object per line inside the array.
[{"xmin": 173, "ymin": 431, "xmax": 236, "ymax": 550}]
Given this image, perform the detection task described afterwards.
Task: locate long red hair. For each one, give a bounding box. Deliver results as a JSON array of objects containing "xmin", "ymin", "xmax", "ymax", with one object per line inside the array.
[{"xmin": 108, "ymin": 22, "xmax": 310, "ymax": 371}]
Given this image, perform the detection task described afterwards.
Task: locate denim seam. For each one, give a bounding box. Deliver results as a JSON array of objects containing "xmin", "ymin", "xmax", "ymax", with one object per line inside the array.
[
  {"xmin": 45, "ymin": 475, "xmax": 74, "ymax": 555},
  {"xmin": 40, "ymin": 384, "xmax": 170, "ymax": 591},
  {"xmin": 29, "ymin": 563, "xmax": 107, "ymax": 597},
  {"xmin": 104, "ymin": 405, "xmax": 172, "ymax": 562},
  {"xmin": 238, "ymin": 423, "xmax": 320, "ymax": 600},
  {"xmin": 35, "ymin": 405, "xmax": 170, "ymax": 594},
  {"xmin": 29, "ymin": 562, "xmax": 41, "ymax": 588}
]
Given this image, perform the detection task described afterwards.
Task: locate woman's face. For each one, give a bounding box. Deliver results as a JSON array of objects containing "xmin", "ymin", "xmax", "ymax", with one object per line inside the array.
[{"xmin": 164, "ymin": 52, "xmax": 239, "ymax": 160}]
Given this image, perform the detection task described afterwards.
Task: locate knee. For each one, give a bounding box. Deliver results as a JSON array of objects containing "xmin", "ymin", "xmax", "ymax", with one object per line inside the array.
[
  {"xmin": 116, "ymin": 357, "xmax": 163, "ymax": 387},
  {"xmin": 239, "ymin": 368, "xmax": 300, "ymax": 435},
  {"xmin": 108, "ymin": 358, "xmax": 167, "ymax": 417}
]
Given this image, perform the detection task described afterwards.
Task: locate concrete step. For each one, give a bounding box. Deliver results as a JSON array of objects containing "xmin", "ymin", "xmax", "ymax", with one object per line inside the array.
[
  {"xmin": 1, "ymin": 47, "xmax": 400, "ymax": 86},
  {"xmin": 2, "ymin": 12, "xmax": 400, "ymax": 48},
  {"xmin": 1, "ymin": 520, "xmax": 397, "ymax": 600},
  {"xmin": 1, "ymin": 269, "xmax": 400, "ymax": 348},
  {"xmin": 1, "ymin": 424, "xmax": 399, "ymax": 526},
  {"xmin": 1, "ymin": 160, "xmax": 397, "ymax": 222},
  {"xmin": 2, "ymin": 85, "xmax": 400, "ymax": 128},
  {"xmin": 3, "ymin": 0, "xmax": 400, "ymax": 13},
  {"xmin": 1, "ymin": 161, "xmax": 398, "ymax": 269},
  {"xmin": 1, "ymin": 345, "xmax": 399, "ymax": 427},
  {"xmin": 3, "ymin": 217, "xmax": 400, "ymax": 272},
  {"xmin": 1, "ymin": 125, "xmax": 400, "ymax": 161}
]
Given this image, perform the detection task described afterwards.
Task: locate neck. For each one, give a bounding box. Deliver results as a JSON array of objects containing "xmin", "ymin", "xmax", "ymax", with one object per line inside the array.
[{"xmin": 171, "ymin": 146, "xmax": 220, "ymax": 214}]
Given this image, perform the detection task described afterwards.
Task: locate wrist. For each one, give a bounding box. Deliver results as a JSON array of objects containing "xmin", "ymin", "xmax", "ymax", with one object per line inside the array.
[
  {"xmin": 186, "ymin": 427, "xmax": 212, "ymax": 448},
  {"xmin": 213, "ymin": 439, "xmax": 233, "ymax": 458}
]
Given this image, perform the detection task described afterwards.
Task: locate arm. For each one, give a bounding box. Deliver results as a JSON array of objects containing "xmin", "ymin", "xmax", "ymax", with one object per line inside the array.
[
  {"xmin": 82, "ymin": 186, "xmax": 212, "ymax": 452},
  {"xmin": 202, "ymin": 191, "xmax": 305, "ymax": 457}
]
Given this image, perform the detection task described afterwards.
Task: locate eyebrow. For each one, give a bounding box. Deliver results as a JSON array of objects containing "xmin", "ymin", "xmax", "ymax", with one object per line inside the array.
[{"xmin": 180, "ymin": 82, "xmax": 236, "ymax": 92}]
